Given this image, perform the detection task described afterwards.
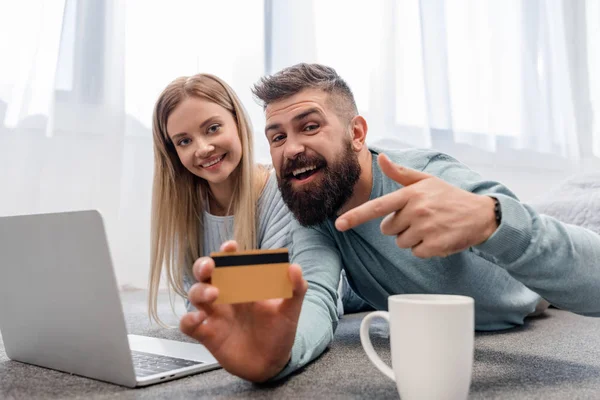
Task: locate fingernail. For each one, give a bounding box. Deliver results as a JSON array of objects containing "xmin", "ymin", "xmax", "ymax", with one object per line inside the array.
[
  {"xmin": 199, "ymin": 259, "xmax": 209, "ymax": 269},
  {"xmin": 185, "ymin": 312, "xmax": 201, "ymax": 325},
  {"xmin": 336, "ymin": 219, "xmax": 349, "ymax": 231},
  {"xmin": 192, "ymin": 312, "xmax": 201, "ymax": 324},
  {"xmin": 207, "ymin": 287, "xmax": 218, "ymax": 299}
]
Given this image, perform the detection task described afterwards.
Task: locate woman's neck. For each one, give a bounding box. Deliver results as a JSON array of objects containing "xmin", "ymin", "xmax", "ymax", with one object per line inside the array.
[
  {"xmin": 207, "ymin": 182, "xmax": 234, "ymax": 216},
  {"xmin": 206, "ymin": 165, "xmax": 269, "ymax": 216}
]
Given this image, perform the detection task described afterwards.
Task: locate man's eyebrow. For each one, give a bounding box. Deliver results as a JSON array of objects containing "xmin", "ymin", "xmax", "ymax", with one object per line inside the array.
[
  {"xmin": 265, "ymin": 122, "xmax": 280, "ymax": 134},
  {"xmin": 293, "ymin": 108, "xmax": 323, "ymax": 123},
  {"xmin": 265, "ymin": 108, "xmax": 323, "ymax": 134}
]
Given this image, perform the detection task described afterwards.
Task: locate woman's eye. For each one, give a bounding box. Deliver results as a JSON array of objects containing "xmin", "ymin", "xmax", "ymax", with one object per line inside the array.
[
  {"xmin": 178, "ymin": 138, "xmax": 191, "ymax": 146},
  {"xmin": 208, "ymin": 124, "xmax": 221, "ymax": 134}
]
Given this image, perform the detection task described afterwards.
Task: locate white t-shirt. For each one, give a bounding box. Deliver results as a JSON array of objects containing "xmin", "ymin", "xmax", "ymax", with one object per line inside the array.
[{"xmin": 183, "ymin": 170, "xmax": 292, "ymax": 310}]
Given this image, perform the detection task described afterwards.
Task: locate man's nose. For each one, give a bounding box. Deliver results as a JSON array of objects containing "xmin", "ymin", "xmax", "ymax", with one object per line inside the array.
[{"xmin": 282, "ymin": 137, "xmax": 305, "ymax": 161}]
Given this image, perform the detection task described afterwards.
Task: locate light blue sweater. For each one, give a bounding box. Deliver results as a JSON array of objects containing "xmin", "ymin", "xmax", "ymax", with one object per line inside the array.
[
  {"xmin": 277, "ymin": 147, "xmax": 600, "ymax": 379},
  {"xmin": 183, "ymin": 170, "xmax": 292, "ymax": 305}
]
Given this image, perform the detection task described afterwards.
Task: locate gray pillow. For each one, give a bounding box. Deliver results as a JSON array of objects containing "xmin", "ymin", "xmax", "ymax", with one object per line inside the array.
[{"xmin": 529, "ymin": 173, "xmax": 600, "ymax": 235}]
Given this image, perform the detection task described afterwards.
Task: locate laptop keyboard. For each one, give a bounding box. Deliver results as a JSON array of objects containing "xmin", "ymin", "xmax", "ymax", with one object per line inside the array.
[{"xmin": 131, "ymin": 350, "xmax": 204, "ymax": 377}]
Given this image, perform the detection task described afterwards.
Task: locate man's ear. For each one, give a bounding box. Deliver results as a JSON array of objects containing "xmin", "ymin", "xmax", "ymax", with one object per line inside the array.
[{"xmin": 349, "ymin": 115, "xmax": 368, "ymax": 152}]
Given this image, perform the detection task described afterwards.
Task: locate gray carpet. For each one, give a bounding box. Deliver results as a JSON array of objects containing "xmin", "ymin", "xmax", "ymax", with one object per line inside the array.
[{"xmin": 2, "ymin": 290, "xmax": 600, "ymax": 399}]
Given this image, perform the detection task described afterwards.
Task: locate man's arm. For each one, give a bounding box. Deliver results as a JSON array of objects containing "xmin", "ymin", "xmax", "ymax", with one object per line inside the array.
[
  {"xmin": 337, "ymin": 152, "xmax": 600, "ymax": 316},
  {"xmin": 473, "ymin": 195, "xmax": 600, "ymax": 316},
  {"xmin": 272, "ymin": 220, "xmax": 343, "ymax": 379},
  {"xmin": 424, "ymin": 153, "xmax": 600, "ymax": 316}
]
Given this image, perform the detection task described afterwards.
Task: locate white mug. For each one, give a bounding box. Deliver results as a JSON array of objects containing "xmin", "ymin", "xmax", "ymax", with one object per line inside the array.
[{"xmin": 360, "ymin": 294, "xmax": 474, "ymax": 400}]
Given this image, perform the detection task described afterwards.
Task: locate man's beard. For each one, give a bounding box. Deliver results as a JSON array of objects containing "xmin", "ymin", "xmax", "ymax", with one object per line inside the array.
[{"xmin": 278, "ymin": 141, "xmax": 361, "ymax": 227}]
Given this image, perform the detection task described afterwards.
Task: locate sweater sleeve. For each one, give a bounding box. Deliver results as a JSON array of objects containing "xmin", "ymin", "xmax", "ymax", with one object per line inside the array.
[
  {"xmin": 257, "ymin": 171, "xmax": 293, "ymax": 250},
  {"xmin": 271, "ymin": 220, "xmax": 342, "ymax": 380},
  {"xmin": 423, "ymin": 153, "xmax": 600, "ymax": 316}
]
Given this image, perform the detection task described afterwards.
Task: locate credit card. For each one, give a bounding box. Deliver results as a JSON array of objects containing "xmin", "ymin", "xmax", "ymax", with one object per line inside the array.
[{"xmin": 210, "ymin": 248, "xmax": 292, "ymax": 304}]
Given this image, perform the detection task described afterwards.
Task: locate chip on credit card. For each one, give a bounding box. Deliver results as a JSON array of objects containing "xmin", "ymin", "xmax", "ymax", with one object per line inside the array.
[{"xmin": 210, "ymin": 248, "xmax": 292, "ymax": 304}]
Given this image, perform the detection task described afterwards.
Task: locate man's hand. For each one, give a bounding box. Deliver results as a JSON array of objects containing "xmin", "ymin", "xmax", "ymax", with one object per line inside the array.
[
  {"xmin": 335, "ymin": 154, "xmax": 498, "ymax": 258},
  {"xmin": 179, "ymin": 240, "xmax": 308, "ymax": 382}
]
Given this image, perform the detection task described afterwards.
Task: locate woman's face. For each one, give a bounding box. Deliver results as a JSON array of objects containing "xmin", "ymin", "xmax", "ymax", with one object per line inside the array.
[{"xmin": 166, "ymin": 96, "xmax": 243, "ymax": 189}]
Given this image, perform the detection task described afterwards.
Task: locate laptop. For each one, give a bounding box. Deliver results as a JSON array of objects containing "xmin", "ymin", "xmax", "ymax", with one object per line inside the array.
[{"xmin": 0, "ymin": 210, "xmax": 220, "ymax": 387}]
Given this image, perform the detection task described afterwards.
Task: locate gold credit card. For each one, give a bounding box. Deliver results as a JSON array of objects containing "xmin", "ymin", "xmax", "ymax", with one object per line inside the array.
[{"xmin": 210, "ymin": 248, "xmax": 292, "ymax": 304}]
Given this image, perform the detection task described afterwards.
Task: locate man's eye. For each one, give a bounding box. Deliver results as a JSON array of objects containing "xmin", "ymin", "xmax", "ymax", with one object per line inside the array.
[
  {"xmin": 178, "ymin": 138, "xmax": 191, "ymax": 146},
  {"xmin": 208, "ymin": 124, "xmax": 221, "ymax": 134},
  {"xmin": 272, "ymin": 134, "xmax": 285, "ymax": 143},
  {"xmin": 304, "ymin": 124, "xmax": 319, "ymax": 132}
]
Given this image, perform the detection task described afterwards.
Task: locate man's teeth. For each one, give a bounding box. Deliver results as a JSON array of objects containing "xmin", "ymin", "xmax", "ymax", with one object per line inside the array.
[
  {"xmin": 202, "ymin": 155, "xmax": 225, "ymax": 168},
  {"xmin": 292, "ymin": 165, "xmax": 317, "ymax": 177}
]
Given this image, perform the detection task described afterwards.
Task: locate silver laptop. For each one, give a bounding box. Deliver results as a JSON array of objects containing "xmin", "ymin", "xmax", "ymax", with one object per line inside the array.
[{"xmin": 0, "ymin": 210, "xmax": 220, "ymax": 387}]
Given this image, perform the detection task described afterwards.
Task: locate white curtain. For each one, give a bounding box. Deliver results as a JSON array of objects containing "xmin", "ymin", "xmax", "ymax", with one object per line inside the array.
[
  {"xmin": 1, "ymin": 0, "xmax": 598, "ymax": 288},
  {"xmin": 0, "ymin": 0, "xmax": 265, "ymax": 288},
  {"xmin": 269, "ymin": 0, "xmax": 600, "ymax": 164}
]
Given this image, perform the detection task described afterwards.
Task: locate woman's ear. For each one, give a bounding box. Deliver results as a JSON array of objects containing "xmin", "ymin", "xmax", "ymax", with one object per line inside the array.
[{"xmin": 349, "ymin": 115, "xmax": 368, "ymax": 152}]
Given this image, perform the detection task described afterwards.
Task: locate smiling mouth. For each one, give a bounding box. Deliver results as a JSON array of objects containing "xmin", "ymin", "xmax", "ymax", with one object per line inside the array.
[
  {"xmin": 200, "ymin": 154, "xmax": 226, "ymax": 168},
  {"xmin": 288, "ymin": 164, "xmax": 322, "ymax": 181}
]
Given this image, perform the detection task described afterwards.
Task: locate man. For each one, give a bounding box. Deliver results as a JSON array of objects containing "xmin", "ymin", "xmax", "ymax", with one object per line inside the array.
[{"xmin": 180, "ymin": 63, "xmax": 600, "ymax": 382}]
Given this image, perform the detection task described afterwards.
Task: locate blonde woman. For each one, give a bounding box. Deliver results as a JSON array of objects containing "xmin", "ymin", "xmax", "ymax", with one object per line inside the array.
[{"xmin": 148, "ymin": 73, "xmax": 293, "ymax": 323}]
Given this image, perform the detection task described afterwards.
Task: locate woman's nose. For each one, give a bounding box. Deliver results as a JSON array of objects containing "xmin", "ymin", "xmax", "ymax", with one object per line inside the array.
[{"xmin": 195, "ymin": 142, "xmax": 215, "ymax": 158}]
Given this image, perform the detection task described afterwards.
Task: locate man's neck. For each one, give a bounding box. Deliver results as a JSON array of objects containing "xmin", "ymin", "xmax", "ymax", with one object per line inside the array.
[{"xmin": 337, "ymin": 149, "xmax": 373, "ymax": 216}]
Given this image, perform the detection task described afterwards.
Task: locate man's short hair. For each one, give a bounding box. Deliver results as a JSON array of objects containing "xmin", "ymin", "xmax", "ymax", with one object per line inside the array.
[{"xmin": 252, "ymin": 63, "xmax": 358, "ymax": 124}]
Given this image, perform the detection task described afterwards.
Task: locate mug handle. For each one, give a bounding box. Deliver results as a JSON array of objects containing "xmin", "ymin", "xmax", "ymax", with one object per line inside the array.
[{"xmin": 360, "ymin": 311, "xmax": 395, "ymax": 381}]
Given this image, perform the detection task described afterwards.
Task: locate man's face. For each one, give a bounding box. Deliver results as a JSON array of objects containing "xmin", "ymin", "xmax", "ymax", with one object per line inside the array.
[{"xmin": 265, "ymin": 89, "xmax": 361, "ymax": 226}]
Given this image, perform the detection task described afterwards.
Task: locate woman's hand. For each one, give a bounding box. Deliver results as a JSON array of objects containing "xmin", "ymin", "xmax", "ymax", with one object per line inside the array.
[{"xmin": 180, "ymin": 240, "xmax": 308, "ymax": 382}]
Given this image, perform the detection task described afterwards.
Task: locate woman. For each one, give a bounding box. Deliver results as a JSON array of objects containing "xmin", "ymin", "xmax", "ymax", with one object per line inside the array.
[{"xmin": 148, "ymin": 73, "xmax": 293, "ymax": 324}]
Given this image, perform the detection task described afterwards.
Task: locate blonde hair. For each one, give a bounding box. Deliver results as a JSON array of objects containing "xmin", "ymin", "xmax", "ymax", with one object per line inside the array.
[{"xmin": 148, "ymin": 73, "xmax": 267, "ymax": 325}]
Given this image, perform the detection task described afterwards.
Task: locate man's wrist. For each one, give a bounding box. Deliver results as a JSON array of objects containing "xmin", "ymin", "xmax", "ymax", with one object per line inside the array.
[
  {"xmin": 480, "ymin": 195, "xmax": 500, "ymax": 243},
  {"xmin": 490, "ymin": 196, "xmax": 502, "ymax": 226}
]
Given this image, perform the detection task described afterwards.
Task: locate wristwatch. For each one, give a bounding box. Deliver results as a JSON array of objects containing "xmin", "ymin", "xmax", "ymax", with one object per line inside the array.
[{"xmin": 490, "ymin": 196, "xmax": 502, "ymax": 226}]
